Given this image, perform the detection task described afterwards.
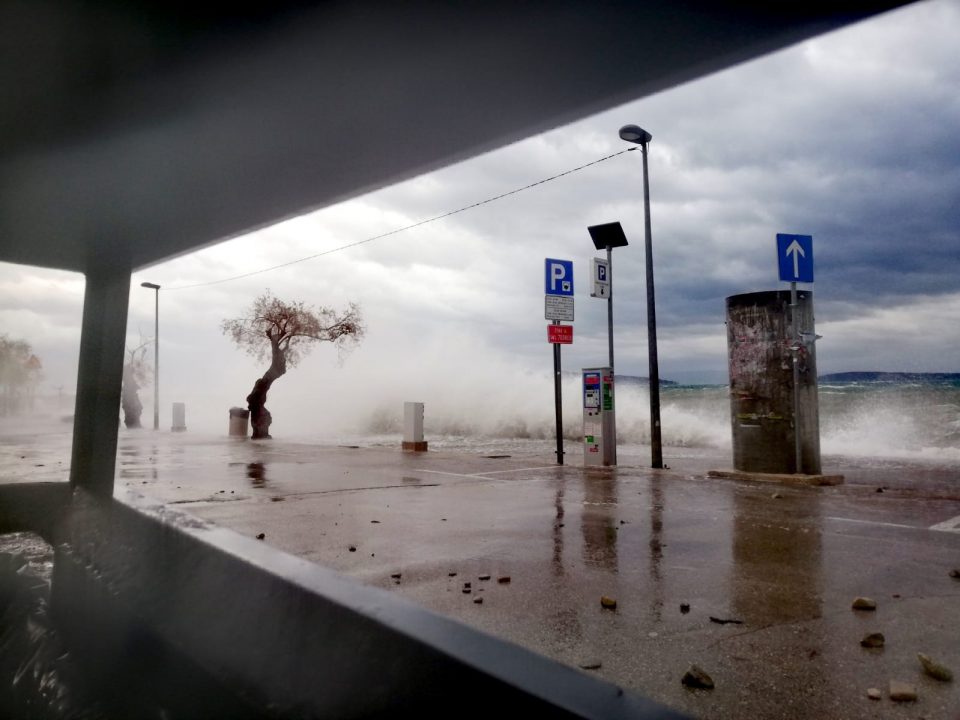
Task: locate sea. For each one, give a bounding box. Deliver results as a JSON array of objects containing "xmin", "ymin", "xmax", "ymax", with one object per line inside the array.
[{"xmin": 337, "ymin": 375, "xmax": 960, "ymax": 469}]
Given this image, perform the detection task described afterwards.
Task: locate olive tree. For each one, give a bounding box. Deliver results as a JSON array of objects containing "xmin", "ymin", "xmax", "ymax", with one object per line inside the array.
[
  {"xmin": 0, "ymin": 335, "xmax": 42, "ymax": 415},
  {"xmin": 221, "ymin": 291, "xmax": 364, "ymax": 438},
  {"xmin": 121, "ymin": 339, "xmax": 152, "ymax": 428}
]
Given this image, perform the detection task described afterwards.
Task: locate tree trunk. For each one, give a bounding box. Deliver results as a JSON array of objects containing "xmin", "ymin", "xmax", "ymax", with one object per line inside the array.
[
  {"xmin": 121, "ymin": 367, "xmax": 143, "ymax": 429},
  {"xmin": 246, "ymin": 338, "xmax": 286, "ymax": 439}
]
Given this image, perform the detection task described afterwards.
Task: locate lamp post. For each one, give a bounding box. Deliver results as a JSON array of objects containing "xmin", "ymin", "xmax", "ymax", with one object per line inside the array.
[
  {"xmin": 618, "ymin": 124, "xmax": 663, "ymax": 469},
  {"xmin": 140, "ymin": 282, "xmax": 160, "ymax": 430}
]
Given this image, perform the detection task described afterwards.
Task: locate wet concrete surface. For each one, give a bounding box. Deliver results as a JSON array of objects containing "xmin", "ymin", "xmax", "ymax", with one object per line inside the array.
[{"xmin": 2, "ymin": 425, "xmax": 960, "ymax": 719}]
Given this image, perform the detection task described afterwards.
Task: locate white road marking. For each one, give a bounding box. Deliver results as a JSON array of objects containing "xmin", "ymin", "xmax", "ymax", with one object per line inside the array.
[
  {"xmin": 415, "ymin": 465, "xmax": 565, "ymax": 480},
  {"xmin": 475, "ymin": 465, "xmax": 564, "ymax": 476},
  {"xmin": 825, "ymin": 516, "xmax": 920, "ymax": 531},
  {"xmin": 415, "ymin": 469, "xmax": 485, "ymax": 479},
  {"xmin": 929, "ymin": 514, "xmax": 960, "ymax": 533}
]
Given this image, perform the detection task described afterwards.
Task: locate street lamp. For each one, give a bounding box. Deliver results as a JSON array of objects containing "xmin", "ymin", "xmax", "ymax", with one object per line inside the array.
[
  {"xmin": 618, "ymin": 124, "xmax": 663, "ymax": 469},
  {"xmin": 140, "ymin": 282, "xmax": 160, "ymax": 430}
]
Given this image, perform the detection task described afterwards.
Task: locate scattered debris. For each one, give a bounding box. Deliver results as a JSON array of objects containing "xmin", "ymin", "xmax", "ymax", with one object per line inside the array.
[
  {"xmin": 860, "ymin": 632, "xmax": 885, "ymax": 648},
  {"xmin": 888, "ymin": 680, "xmax": 917, "ymax": 702},
  {"xmin": 851, "ymin": 597, "xmax": 877, "ymax": 611},
  {"xmin": 680, "ymin": 603, "xmax": 690, "ymax": 614},
  {"xmin": 949, "ymin": 569, "xmax": 960, "ymax": 580},
  {"xmin": 681, "ymin": 664, "xmax": 714, "ymax": 690},
  {"xmin": 866, "ymin": 688, "xmax": 881, "ymax": 701},
  {"xmin": 462, "ymin": 587, "xmax": 471, "ymax": 594},
  {"xmin": 600, "ymin": 596, "xmax": 618, "ymax": 610},
  {"xmin": 270, "ymin": 496, "xmax": 283, "ymax": 502},
  {"xmin": 479, "ymin": 574, "xmax": 491, "ymax": 581},
  {"xmin": 876, "ymin": 487, "xmax": 884, "ymax": 493},
  {"xmin": 579, "ymin": 660, "xmax": 602, "ymax": 670},
  {"xmin": 498, "ymin": 576, "xmax": 511, "ymax": 584},
  {"xmin": 771, "ymin": 492, "xmax": 782, "ymax": 499},
  {"xmin": 390, "ymin": 573, "xmax": 402, "ymax": 580},
  {"xmin": 709, "ymin": 616, "xmax": 743, "ymax": 625},
  {"xmin": 473, "ymin": 596, "xmax": 483, "ymax": 604},
  {"xmin": 918, "ymin": 653, "xmax": 953, "ymax": 682},
  {"xmin": 648, "ymin": 631, "xmax": 658, "ymax": 638},
  {"xmin": 892, "ymin": 593, "xmax": 900, "ymax": 598},
  {"xmin": 255, "ymin": 533, "xmax": 265, "ymax": 540},
  {"xmin": 348, "ymin": 545, "xmax": 357, "ymax": 552},
  {"xmin": 463, "ymin": 582, "xmax": 472, "ymax": 589},
  {"xmin": 371, "ymin": 520, "xmax": 381, "ymax": 524},
  {"xmin": 619, "ymin": 520, "xmax": 627, "ymax": 525},
  {"xmin": 448, "ymin": 571, "xmax": 458, "ymax": 577}
]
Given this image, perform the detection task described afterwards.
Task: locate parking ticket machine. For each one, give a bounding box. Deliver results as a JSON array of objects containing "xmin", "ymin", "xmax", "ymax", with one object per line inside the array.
[{"xmin": 583, "ymin": 367, "xmax": 616, "ymax": 466}]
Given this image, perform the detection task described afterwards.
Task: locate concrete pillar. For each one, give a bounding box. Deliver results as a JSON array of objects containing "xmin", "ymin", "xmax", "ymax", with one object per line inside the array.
[
  {"xmin": 402, "ymin": 402, "xmax": 427, "ymax": 452},
  {"xmin": 725, "ymin": 290, "xmax": 821, "ymax": 474},
  {"xmin": 172, "ymin": 402, "xmax": 187, "ymax": 431},
  {"xmin": 229, "ymin": 407, "xmax": 250, "ymax": 437},
  {"xmin": 69, "ymin": 269, "xmax": 131, "ymax": 496}
]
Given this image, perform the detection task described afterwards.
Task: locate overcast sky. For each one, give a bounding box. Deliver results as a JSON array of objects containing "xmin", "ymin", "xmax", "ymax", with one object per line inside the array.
[{"xmin": 2, "ymin": 0, "xmax": 959, "ymax": 436}]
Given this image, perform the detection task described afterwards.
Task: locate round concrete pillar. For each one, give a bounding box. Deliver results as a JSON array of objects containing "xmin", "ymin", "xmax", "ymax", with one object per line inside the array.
[{"xmin": 726, "ymin": 290, "xmax": 821, "ymax": 474}]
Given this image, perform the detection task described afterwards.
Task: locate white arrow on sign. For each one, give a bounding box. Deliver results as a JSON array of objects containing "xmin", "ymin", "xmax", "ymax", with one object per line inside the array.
[{"xmin": 785, "ymin": 239, "xmax": 805, "ymax": 279}]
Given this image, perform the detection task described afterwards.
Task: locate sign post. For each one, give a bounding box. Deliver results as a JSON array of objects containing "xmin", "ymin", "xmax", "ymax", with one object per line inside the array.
[
  {"xmin": 777, "ymin": 233, "xmax": 814, "ymax": 473},
  {"xmin": 587, "ymin": 222, "xmax": 628, "ymax": 467},
  {"xmin": 545, "ymin": 259, "xmax": 574, "ymax": 465}
]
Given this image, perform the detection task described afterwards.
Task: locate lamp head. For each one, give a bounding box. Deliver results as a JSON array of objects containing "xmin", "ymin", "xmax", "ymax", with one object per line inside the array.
[
  {"xmin": 619, "ymin": 124, "xmax": 652, "ymax": 144},
  {"xmin": 140, "ymin": 282, "xmax": 160, "ymax": 290}
]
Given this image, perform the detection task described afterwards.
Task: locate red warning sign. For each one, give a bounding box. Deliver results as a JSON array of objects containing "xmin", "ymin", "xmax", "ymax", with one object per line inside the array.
[{"xmin": 547, "ymin": 325, "xmax": 573, "ymax": 344}]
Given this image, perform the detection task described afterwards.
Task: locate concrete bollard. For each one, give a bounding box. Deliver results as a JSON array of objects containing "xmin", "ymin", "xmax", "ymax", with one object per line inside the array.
[
  {"xmin": 229, "ymin": 407, "xmax": 250, "ymax": 437},
  {"xmin": 171, "ymin": 402, "xmax": 187, "ymax": 432},
  {"xmin": 402, "ymin": 402, "xmax": 427, "ymax": 452},
  {"xmin": 725, "ymin": 290, "xmax": 821, "ymax": 474}
]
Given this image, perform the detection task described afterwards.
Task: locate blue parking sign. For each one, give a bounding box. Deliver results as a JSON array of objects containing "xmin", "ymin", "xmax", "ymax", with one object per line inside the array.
[{"xmin": 545, "ymin": 258, "xmax": 574, "ymax": 296}]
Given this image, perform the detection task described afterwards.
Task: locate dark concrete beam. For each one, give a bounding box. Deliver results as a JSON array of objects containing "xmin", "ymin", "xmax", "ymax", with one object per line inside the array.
[{"xmin": 69, "ymin": 268, "xmax": 131, "ymax": 497}]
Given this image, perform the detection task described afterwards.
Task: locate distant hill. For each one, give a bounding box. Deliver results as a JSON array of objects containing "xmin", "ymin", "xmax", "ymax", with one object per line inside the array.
[{"xmin": 820, "ymin": 371, "xmax": 960, "ymax": 383}]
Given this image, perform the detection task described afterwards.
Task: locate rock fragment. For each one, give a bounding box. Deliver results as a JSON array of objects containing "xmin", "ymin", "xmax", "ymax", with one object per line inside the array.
[
  {"xmin": 600, "ymin": 596, "xmax": 617, "ymax": 610},
  {"xmin": 255, "ymin": 533, "xmax": 265, "ymax": 540},
  {"xmin": 680, "ymin": 603, "xmax": 690, "ymax": 614},
  {"xmin": 448, "ymin": 571, "xmax": 457, "ymax": 577},
  {"xmin": 497, "ymin": 575, "xmax": 511, "ymax": 584},
  {"xmin": 579, "ymin": 660, "xmax": 602, "ymax": 670},
  {"xmin": 473, "ymin": 596, "xmax": 483, "ymax": 604},
  {"xmin": 348, "ymin": 545, "xmax": 357, "ymax": 552},
  {"xmin": 918, "ymin": 653, "xmax": 953, "ymax": 682},
  {"xmin": 949, "ymin": 568, "xmax": 960, "ymax": 579},
  {"xmin": 866, "ymin": 688, "xmax": 881, "ymax": 701},
  {"xmin": 860, "ymin": 632, "xmax": 885, "ymax": 648},
  {"xmin": 771, "ymin": 492, "xmax": 782, "ymax": 499},
  {"xmin": 478, "ymin": 574, "xmax": 491, "ymax": 581},
  {"xmin": 851, "ymin": 597, "xmax": 876, "ymax": 611},
  {"xmin": 390, "ymin": 573, "xmax": 402, "ymax": 580},
  {"xmin": 888, "ymin": 680, "xmax": 917, "ymax": 702},
  {"xmin": 681, "ymin": 664, "xmax": 714, "ymax": 690}
]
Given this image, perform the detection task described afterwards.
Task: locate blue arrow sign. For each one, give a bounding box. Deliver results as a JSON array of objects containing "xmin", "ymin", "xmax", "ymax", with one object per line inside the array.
[
  {"xmin": 776, "ymin": 234, "xmax": 813, "ymax": 283},
  {"xmin": 545, "ymin": 258, "xmax": 574, "ymax": 296}
]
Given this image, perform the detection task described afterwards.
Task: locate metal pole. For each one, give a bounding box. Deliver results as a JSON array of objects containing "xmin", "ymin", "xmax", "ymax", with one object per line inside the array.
[
  {"xmin": 552, "ymin": 321, "xmax": 563, "ymax": 465},
  {"xmin": 606, "ymin": 245, "xmax": 614, "ymax": 371},
  {"xmin": 641, "ymin": 140, "xmax": 663, "ymax": 469},
  {"xmin": 153, "ymin": 287, "xmax": 159, "ymax": 431},
  {"xmin": 790, "ymin": 281, "xmax": 801, "ymax": 473}
]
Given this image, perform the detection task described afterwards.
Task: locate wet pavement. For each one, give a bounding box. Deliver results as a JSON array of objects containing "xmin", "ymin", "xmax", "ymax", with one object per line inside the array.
[{"xmin": 3, "ymin": 423, "xmax": 960, "ymax": 719}]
